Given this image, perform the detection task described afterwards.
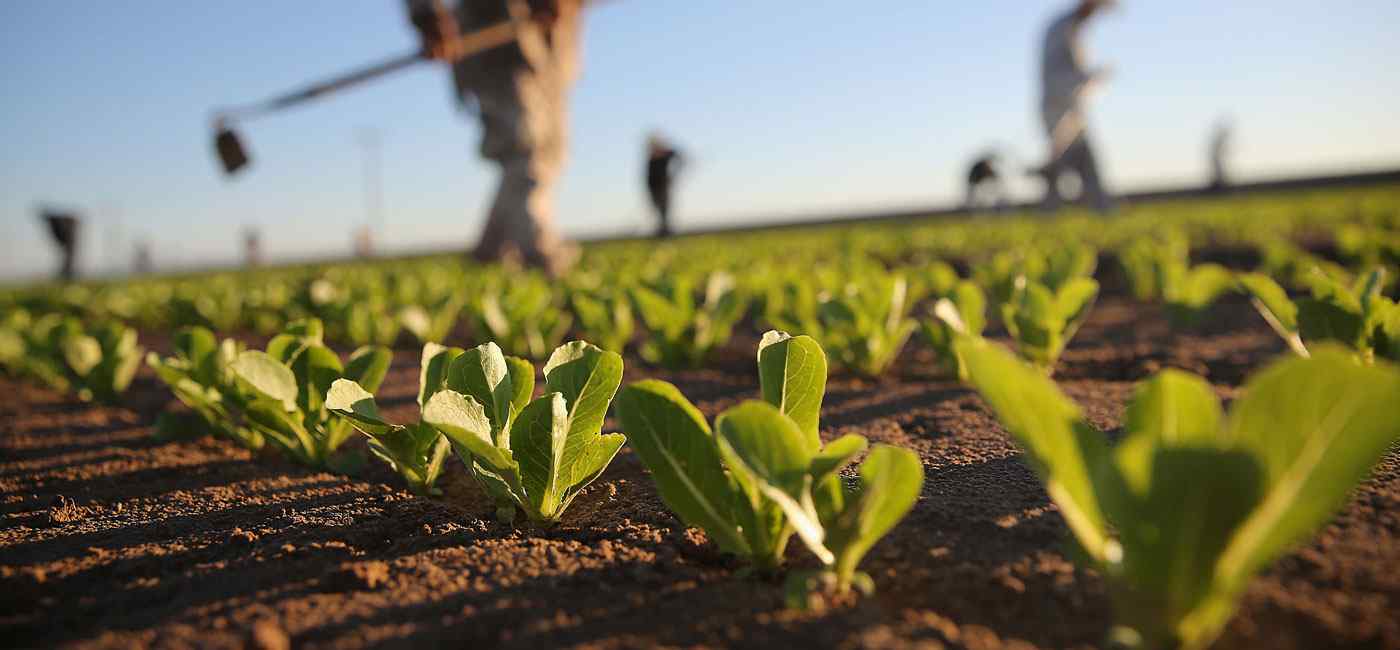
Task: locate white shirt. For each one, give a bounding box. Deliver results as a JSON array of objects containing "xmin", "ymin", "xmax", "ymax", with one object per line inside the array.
[{"xmin": 1040, "ymin": 9, "xmax": 1092, "ymax": 133}]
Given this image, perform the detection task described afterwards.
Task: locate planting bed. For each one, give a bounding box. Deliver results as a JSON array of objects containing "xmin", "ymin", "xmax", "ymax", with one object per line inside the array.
[{"xmin": 2, "ymin": 287, "xmax": 1398, "ymax": 649}]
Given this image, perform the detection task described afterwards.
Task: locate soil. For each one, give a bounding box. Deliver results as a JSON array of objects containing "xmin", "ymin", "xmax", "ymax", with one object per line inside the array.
[{"xmin": 3, "ymin": 282, "xmax": 1398, "ymax": 649}]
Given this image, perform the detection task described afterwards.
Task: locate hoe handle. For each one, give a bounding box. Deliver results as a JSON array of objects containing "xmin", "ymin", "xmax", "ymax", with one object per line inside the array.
[{"xmin": 216, "ymin": 19, "xmax": 522, "ymax": 122}]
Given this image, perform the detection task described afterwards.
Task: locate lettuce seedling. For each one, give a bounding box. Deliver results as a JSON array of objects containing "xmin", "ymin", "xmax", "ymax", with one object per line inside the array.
[
  {"xmin": 474, "ymin": 278, "xmax": 573, "ymax": 359},
  {"xmin": 1240, "ymin": 267, "xmax": 1399, "ymax": 363},
  {"xmin": 920, "ymin": 280, "xmax": 986, "ymax": 381},
  {"xmin": 399, "ymin": 293, "xmax": 466, "ymax": 346},
  {"xmin": 147, "ymin": 326, "xmax": 266, "ymax": 449},
  {"xmin": 617, "ymin": 331, "xmax": 923, "ymax": 597},
  {"xmin": 419, "ymin": 340, "xmax": 627, "ymax": 524},
  {"xmin": 816, "ymin": 273, "xmax": 918, "ymax": 376},
  {"xmin": 1000, "ymin": 275, "xmax": 1099, "ymax": 372},
  {"xmin": 568, "ymin": 290, "xmax": 634, "ymax": 355},
  {"xmin": 228, "ymin": 319, "xmax": 392, "ymax": 469},
  {"xmin": 955, "ymin": 336, "xmax": 1400, "ymax": 650},
  {"xmin": 630, "ymin": 272, "xmax": 746, "ymax": 368},
  {"xmin": 1160, "ymin": 262, "xmax": 1236, "ymax": 330},
  {"xmin": 1119, "ymin": 231, "xmax": 1189, "ymax": 302},
  {"xmin": 17, "ymin": 314, "xmax": 142, "ymax": 403},
  {"xmin": 327, "ymin": 342, "xmax": 465, "ymax": 495}
]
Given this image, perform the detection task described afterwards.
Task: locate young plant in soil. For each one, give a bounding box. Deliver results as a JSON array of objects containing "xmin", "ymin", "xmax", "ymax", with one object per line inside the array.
[
  {"xmin": 4, "ymin": 311, "xmax": 142, "ymax": 403},
  {"xmin": 1159, "ymin": 262, "xmax": 1236, "ymax": 330},
  {"xmin": 617, "ymin": 331, "xmax": 924, "ymax": 601},
  {"xmin": 814, "ymin": 272, "xmax": 918, "ymax": 377},
  {"xmin": 630, "ymin": 271, "xmax": 746, "ymax": 369},
  {"xmin": 568, "ymin": 289, "xmax": 635, "ymax": 356},
  {"xmin": 327, "ymin": 342, "xmax": 467, "ymax": 495},
  {"xmin": 955, "ymin": 335, "xmax": 1400, "ymax": 650},
  {"xmin": 999, "ymin": 274, "xmax": 1098, "ymax": 373},
  {"xmin": 920, "ymin": 280, "xmax": 986, "ymax": 381},
  {"xmin": 228, "ymin": 319, "xmax": 392, "ymax": 470},
  {"xmin": 147, "ymin": 326, "xmax": 264, "ymax": 449},
  {"xmin": 1239, "ymin": 267, "xmax": 1399, "ymax": 363},
  {"xmin": 426, "ymin": 340, "xmax": 627, "ymax": 524}
]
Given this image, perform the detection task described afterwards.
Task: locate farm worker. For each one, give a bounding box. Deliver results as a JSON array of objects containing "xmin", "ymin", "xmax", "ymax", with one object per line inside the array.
[
  {"xmin": 1209, "ymin": 118, "xmax": 1233, "ymax": 192},
  {"xmin": 407, "ymin": 0, "xmax": 581, "ymax": 276},
  {"xmin": 1037, "ymin": 0, "xmax": 1116, "ymax": 214},
  {"xmin": 39, "ymin": 210, "xmax": 80, "ymax": 281},
  {"xmin": 645, "ymin": 133, "xmax": 684, "ymax": 238}
]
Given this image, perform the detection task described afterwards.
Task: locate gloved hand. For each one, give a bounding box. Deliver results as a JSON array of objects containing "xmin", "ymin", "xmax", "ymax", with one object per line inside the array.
[{"xmin": 408, "ymin": 0, "xmax": 461, "ymax": 61}]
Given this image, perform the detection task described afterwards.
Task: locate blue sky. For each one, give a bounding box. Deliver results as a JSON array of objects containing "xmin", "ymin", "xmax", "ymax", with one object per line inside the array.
[{"xmin": 2, "ymin": 1, "xmax": 1398, "ymax": 279}]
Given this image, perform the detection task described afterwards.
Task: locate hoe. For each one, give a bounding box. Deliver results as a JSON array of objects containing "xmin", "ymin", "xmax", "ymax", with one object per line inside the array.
[{"xmin": 212, "ymin": 9, "xmax": 544, "ymax": 176}]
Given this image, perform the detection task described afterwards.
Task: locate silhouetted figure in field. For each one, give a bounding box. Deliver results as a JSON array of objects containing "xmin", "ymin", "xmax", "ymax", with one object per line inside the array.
[
  {"xmin": 408, "ymin": 0, "xmax": 582, "ymax": 275},
  {"xmin": 965, "ymin": 153, "xmax": 1007, "ymax": 212},
  {"xmin": 646, "ymin": 134, "xmax": 684, "ymax": 238},
  {"xmin": 133, "ymin": 242, "xmax": 153, "ymax": 275},
  {"xmin": 1036, "ymin": 0, "xmax": 1116, "ymax": 214},
  {"xmin": 1209, "ymin": 119, "xmax": 1233, "ymax": 193},
  {"xmin": 40, "ymin": 210, "xmax": 80, "ymax": 281},
  {"xmin": 244, "ymin": 228, "xmax": 262, "ymax": 268}
]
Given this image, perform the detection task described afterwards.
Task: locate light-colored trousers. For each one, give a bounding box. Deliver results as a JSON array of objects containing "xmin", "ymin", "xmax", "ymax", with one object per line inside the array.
[
  {"xmin": 1040, "ymin": 102, "xmax": 1114, "ymax": 213},
  {"xmin": 453, "ymin": 0, "xmax": 579, "ymax": 267}
]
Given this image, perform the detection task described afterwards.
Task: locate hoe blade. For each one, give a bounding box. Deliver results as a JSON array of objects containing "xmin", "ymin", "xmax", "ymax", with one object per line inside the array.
[{"xmin": 215, "ymin": 127, "xmax": 250, "ymax": 175}]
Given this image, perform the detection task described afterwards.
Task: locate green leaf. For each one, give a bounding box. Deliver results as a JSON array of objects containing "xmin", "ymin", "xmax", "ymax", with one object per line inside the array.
[
  {"xmin": 324, "ymin": 378, "xmax": 393, "ymax": 435},
  {"xmin": 510, "ymin": 393, "xmax": 570, "ymax": 520},
  {"xmin": 63, "ymin": 335, "xmax": 102, "ymax": 377},
  {"xmin": 1238, "ymin": 272, "xmax": 1306, "ymax": 355},
  {"xmin": 422, "ymin": 389, "xmax": 519, "ymax": 473},
  {"xmin": 445, "ymin": 342, "xmax": 516, "ymax": 430},
  {"xmin": 505, "ymin": 355, "xmax": 535, "ymax": 417},
  {"xmin": 810, "ymin": 434, "xmax": 868, "ymax": 484},
  {"xmin": 174, "ymin": 326, "xmax": 219, "ymax": 384},
  {"xmin": 615, "ymin": 380, "xmax": 750, "ymax": 555},
  {"xmin": 1123, "ymin": 370, "xmax": 1222, "ymax": 449},
  {"xmin": 557, "ymin": 432, "xmax": 627, "ymax": 513},
  {"xmin": 954, "ymin": 335, "xmax": 1111, "ymax": 561},
  {"xmin": 715, "ymin": 401, "xmax": 814, "ymax": 496},
  {"xmin": 418, "ymin": 342, "xmax": 464, "ymax": 406},
  {"xmin": 290, "ymin": 344, "xmax": 342, "ymax": 415},
  {"xmin": 1109, "ymin": 449, "xmax": 1264, "ymax": 649},
  {"xmin": 826, "ymin": 445, "xmax": 924, "ymax": 585},
  {"xmin": 345, "ymin": 345, "xmax": 392, "ymax": 394},
  {"xmin": 544, "ymin": 340, "xmax": 623, "ymax": 442},
  {"xmin": 1297, "ymin": 298, "xmax": 1366, "ymax": 350},
  {"xmin": 230, "ymin": 350, "xmax": 298, "ymax": 412},
  {"xmin": 757, "ymin": 331, "xmax": 828, "ymax": 452},
  {"xmin": 1215, "ymin": 348, "xmax": 1400, "ymax": 593}
]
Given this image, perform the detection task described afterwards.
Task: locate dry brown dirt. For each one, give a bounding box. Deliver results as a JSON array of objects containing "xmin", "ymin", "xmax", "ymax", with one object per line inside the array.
[{"xmin": 2, "ymin": 293, "xmax": 1397, "ymax": 649}]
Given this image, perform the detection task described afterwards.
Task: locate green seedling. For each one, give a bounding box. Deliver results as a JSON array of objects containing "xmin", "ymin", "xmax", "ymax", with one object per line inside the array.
[
  {"xmin": 1000, "ymin": 275, "xmax": 1099, "ymax": 372},
  {"xmin": 1239, "ymin": 267, "xmax": 1399, "ymax": 363},
  {"xmin": 630, "ymin": 272, "xmax": 746, "ymax": 368},
  {"xmin": 15, "ymin": 314, "xmax": 143, "ymax": 403},
  {"xmin": 427, "ymin": 340, "xmax": 626, "ymax": 523},
  {"xmin": 921, "ymin": 280, "xmax": 986, "ymax": 381},
  {"xmin": 474, "ymin": 277, "xmax": 572, "ymax": 359},
  {"xmin": 569, "ymin": 290, "xmax": 634, "ymax": 355},
  {"xmin": 1161, "ymin": 262, "xmax": 1236, "ymax": 330},
  {"xmin": 816, "ymin": 272, "xmax": 918, "ymax": 377},
  {"xmin": 147, "ymin": 326, "xmax": 265, "ymax": 449},
  {"xmin": 617, "ymin": 331, "xmax": 923, "ymax": 601},
  {"xmin": 327, "ymin": 342, "xmax": 462, "ymax": 495},
  {"xmin": 399, "ymin": 292, "xmax": 466, "ymax": 346},
  {"xmin": 227, "ymin": 319, "xmax": 392, "ymax": 469},
  {"xmin": 955, "ymin": 336, "xmax": 1400, "ymax": 650}
]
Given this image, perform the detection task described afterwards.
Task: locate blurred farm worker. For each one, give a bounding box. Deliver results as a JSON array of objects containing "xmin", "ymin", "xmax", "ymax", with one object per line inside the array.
[
  {"xmin": 1209, "ymin": 118, "xmax": 1233, "ymax": 192},
  {"xmin": 39, "ymin": 210, "xmax": 80, "ymax": 281},
  {"xmin": 408, "ymin": 0, "xmax": 581, "ymax": 275},
  {"xmin": 964, "ymin": 152, "xmax": 1007, "ymax": 213},
  {"xmin": 1037, "ymin": 0, "xmax": 1116, "ymax": 214},
  {"xmin": 645, "ymin": 133, "xmax": 684, "ymax": 238}
]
